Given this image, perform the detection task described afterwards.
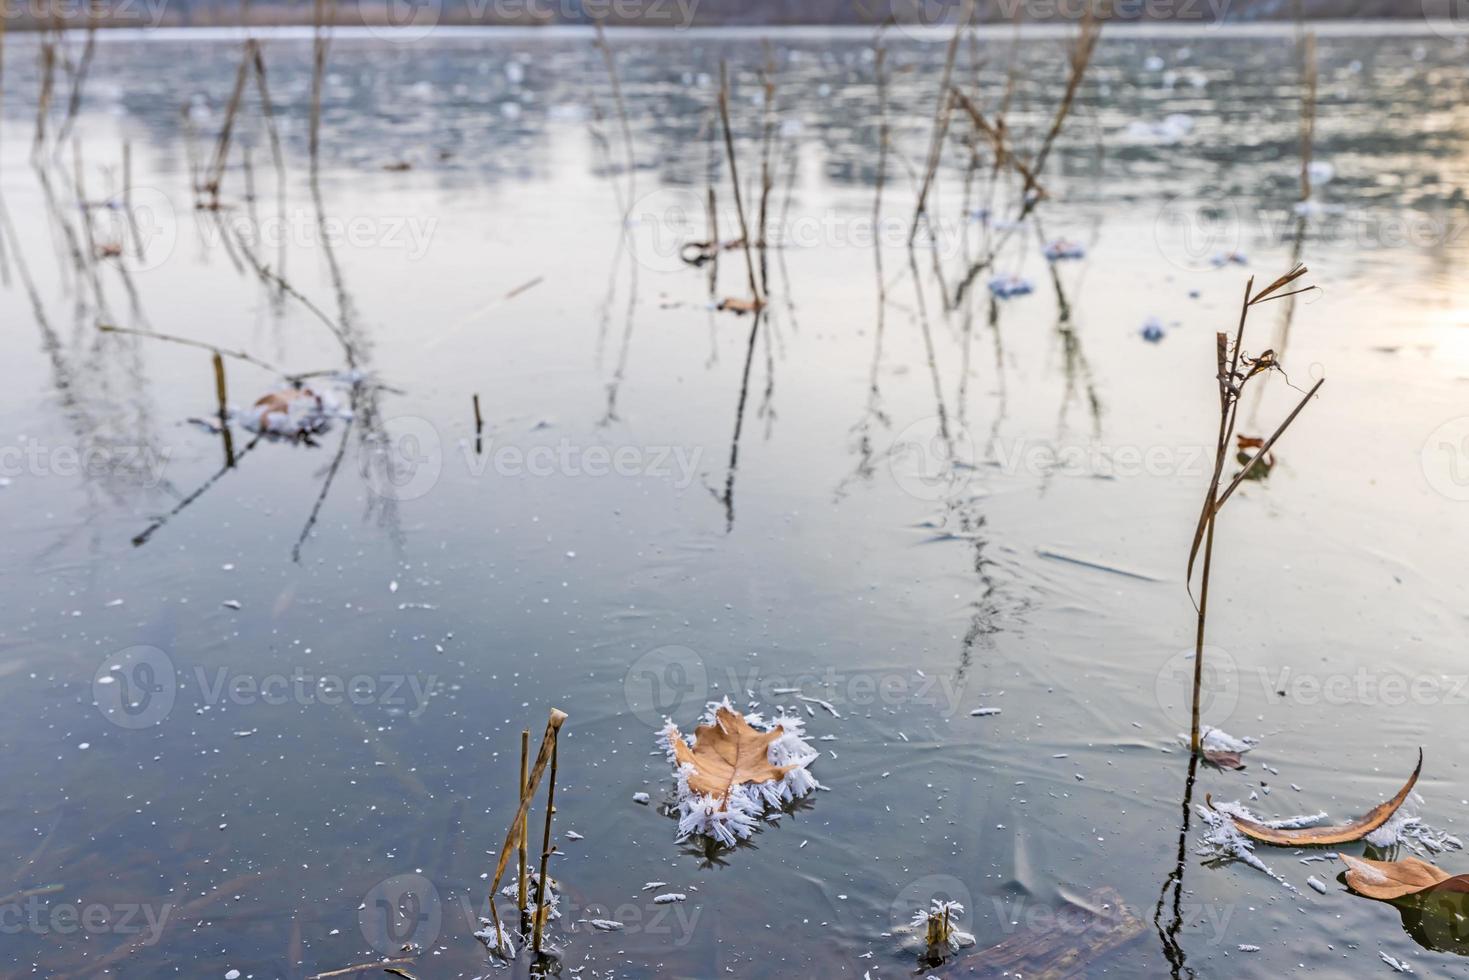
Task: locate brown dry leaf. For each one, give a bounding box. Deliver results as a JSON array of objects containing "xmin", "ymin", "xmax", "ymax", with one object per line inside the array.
[
  {"xmin": 1208, "ymin": 749, "xmax": 1422, "ymax": 846},
  {"xmin": 253, "ymin": 388, "xmax": 322, "ymax": 427},
  {"xmin": 668, "ymin": 706, "xmax": 795, "ymax": 802},
  {"xmin": 1203, "ymin": 748, "xmax": 1246, "ymax": 771},
  {"xmin": 1338, "ymin": 853, "xmax": 1469, "ymax": 901},
  {"xmin": 717, "ymin": 297, "xmax": 764, "ymax": 315}
]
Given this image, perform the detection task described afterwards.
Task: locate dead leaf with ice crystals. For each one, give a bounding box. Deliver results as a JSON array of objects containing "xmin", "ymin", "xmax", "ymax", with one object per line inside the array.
[
  {"xmin": 1207, "ymin": 749, "xmax": 1422, "ymax": 846},
  {"xmin": 668, "ymin": 706, "xmax": 797, "ymax": 802},
  {"xmin": 1339, "ymin": 854, "xmax": 1469, "ymax": 901},
  {"xmin": 1203, "ymin": 748, "xmax": 1246, "ymax": 771}
]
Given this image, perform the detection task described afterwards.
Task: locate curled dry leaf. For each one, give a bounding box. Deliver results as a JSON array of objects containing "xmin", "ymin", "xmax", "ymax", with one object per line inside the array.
[
  {"xmin": 1207, "ymin": 749, "xmax": 1421, "ymax": 846},
  {"xmin": 667, "ymin": 706, "xmax": 797, "ymax": 802},
  {"xmin": 1339, "ymin": 853, "xmax": 1469, "ymax": 901}
]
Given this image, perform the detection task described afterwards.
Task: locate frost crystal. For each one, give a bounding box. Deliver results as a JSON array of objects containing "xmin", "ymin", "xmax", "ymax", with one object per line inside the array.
[
  {"xmin": 657, "ymin": 697, "xmax": 821, "ymax": 846},
  {"xmin": 1195, "ymin": 801, "xmax": 1326, "ymax": 892}
]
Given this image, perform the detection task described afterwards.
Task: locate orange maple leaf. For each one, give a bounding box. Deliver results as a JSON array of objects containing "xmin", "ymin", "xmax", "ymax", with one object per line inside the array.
[{"xmin": 667, "ymin": 706, "xmax": 798, "ymax": 804}]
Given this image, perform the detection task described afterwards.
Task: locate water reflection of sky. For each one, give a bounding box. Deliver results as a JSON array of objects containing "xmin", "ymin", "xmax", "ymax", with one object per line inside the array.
[{"xmin": 1, "ymin": 24, "xmax": 1468, "ymax": 980}]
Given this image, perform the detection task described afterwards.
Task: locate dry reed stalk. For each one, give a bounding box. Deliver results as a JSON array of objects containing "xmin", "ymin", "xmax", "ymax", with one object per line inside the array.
[
  {"xmin": 945, "ymin": 16, "xmax": 1100, "ymax": 306},
  {"xmin": 531, "ymin": 739, "xmax": 559, "ymax": 955},
  {"xmin": 755, "ymin": 45, "xmax": 778, "ymax": 294},
  {"xmin": 1298, "ymin": 31, "xmax": 1317, "ymax": 202},
  {"xmin": 908, "ymin": 0, "xmax": 971, "ymax": 246},
  {"xmin": 485, "ymin": 709, "xmax": 567, "ymax": 952},
  {"xmin": 310, "ymin": 0, "xmax": 333, "ymax": 174},
  {"xmin": 32, "ymin": 41, "xmax": 55, "ymax": 158},
  {"xmin": 593, "ymin": 21, "xmax": 636, "ymax": 210},
  {"xmin": 702, "ymin": 105, "xmax": 720, "ymax": 296},
  {"xmin": 870, "ymin": 31, "xmax": 888, "ymax": 393},
  {"xmin": 212, "ymin": 351, "xmax": 237, "ymax": 467},
  {"xmin": 228, "ymin": 252, "xmax": 352, "ymax": 354},
  {"xmin": 122, "ymin": 140, "xmax": 145, "ymax": 260},
  {"xmin": 212, "ymin": 353, "xmax": 228, "ymax": 418},
  {"xmin": 204, "ymin": 39, "xmax": 256, "ymax": 208},
  {"xmin": 718, "ymin": 62, "xmax": 762, "ymax": 309},
  {"xmin": 98, "ymin": 323, "xmax": 284, "ymax": 374},
  {"xmin": 1186, "ymin": 266, "xmax": 1324, "ymax": 754},
  {"xmin": 71, "ymin": 140, "xmax": 98, "ymax": 261},
  {"xmin": 517, "ymin": 728, "xmax": 529, "ymax": 920},
  {"xmin": 307, "ymin": 959, "xmax": 417, "ymax": 980},
  {"xmin": 949, "ymin": 88, "xmax": 1046, "ymax": 201},
  {"xmin": 250, "ymin": 41, "xmax": 289, "ymax": 283},
  {"xmin": 705, "ymin": 184, "xmax": 719, "ymax": 297},
  {"xmin": 290, "ymin": 416, "xmax": 352, "ymax": 563},
  {"xmin": 1030, "ymin": 9, "xmax": 1103, "ymax": 181},
  {"xmin": 54, "ymin": 0, "xmax": 97, "ymax": 145}
]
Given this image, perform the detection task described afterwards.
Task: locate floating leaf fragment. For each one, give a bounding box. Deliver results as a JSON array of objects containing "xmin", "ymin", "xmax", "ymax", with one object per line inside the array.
[
  {"xmin": 1339, "ymin": 853, "xmax": 1469, "ymax": 901},
  {"xmin": 1208, "ymin": 750, "xmax": 1421, "ymax": 846},
  {"xmin": 717, "ymin": 297, "xmax": 763, "ymax": 315}
]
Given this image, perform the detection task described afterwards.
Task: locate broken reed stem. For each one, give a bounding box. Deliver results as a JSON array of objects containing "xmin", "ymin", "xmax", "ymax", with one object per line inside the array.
[
  {"xmin": 212, "ymin": 351, "xmax": 229, "ymax": 420},
  {"xmin": 472, "ymin": 393, "xmax": 484, "ymax": 435},
  {"xmin": 718, "ymin": 62, "xmax": 762, "ymax": 308},
  {"xmin": 485, "ymin": 709, "xmax": 567, "ymax": 947},
  {"xmin": 517, "ymin": 728, "xmax": 529, "ymax": 922},
  {"xmin": 909, "ymin": 1, "xmax": 969, "ymax": 246},
  {"xmin": 1187, "ymin": 268, "xmax": 1323, "ymax": 754},
  {"xmin": 531, "ymin": 739, "xmax": 559, "ymax": 956},
  {"xmin": 1298, "ymin": 31, "xmax": 1317, "ymax": 202},
  {"xmin": 212, "ymin": 351, "xmax": 237, "ymax": 467}
]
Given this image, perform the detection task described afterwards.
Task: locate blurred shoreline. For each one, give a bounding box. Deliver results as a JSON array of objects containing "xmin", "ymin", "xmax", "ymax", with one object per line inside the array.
[{"xmin": 3, "ymin": 0, "xmax": 1463, "ymax": 35}]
